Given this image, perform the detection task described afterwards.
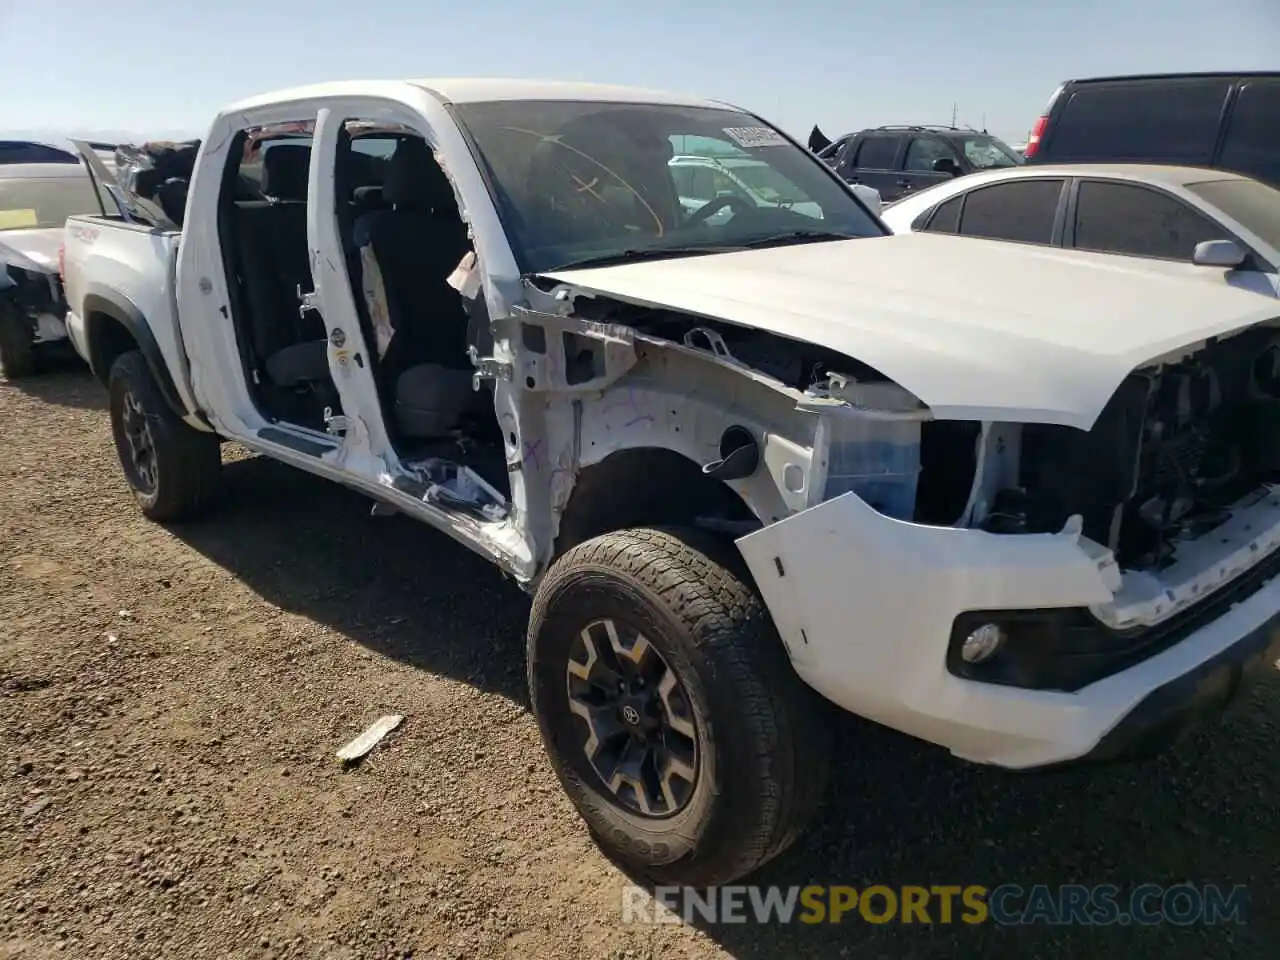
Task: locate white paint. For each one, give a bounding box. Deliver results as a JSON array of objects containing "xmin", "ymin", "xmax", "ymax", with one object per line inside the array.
[
  {"xmin": 220, "ymin": 79, "xmax": 732, "ymax": 115},
  {"xmin": 543, "ymin": 232, "xmax": 1280, "ymax": 431},
  {"xmin": 0, "ymin": 227, "xmax": 62, "ymax": 274},
  {"xmin": 734, "ymin": 489, "xmax": 1280, "ymax": 769}
]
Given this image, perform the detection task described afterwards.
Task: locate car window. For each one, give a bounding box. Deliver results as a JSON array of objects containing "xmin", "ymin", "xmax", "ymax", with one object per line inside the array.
[
  {"xmin": 956, "ymin": 179, "xmax": 1064, "ymax": 244},
  {"xmin": 1073, "ymin": 180, "xmax": 1226, "ymax": 261},
  {"xmin": 1048, "ymin": 79, "xmax": 1232, "ymax": 163},
  {"xmin": 1219, "ymin": 80, "xmax": 1280, "ymax": 187},
  {"xmin": 351, "ymin": 136, "xmax": 398, "ymax": 160},
  {"xmin": 959, "ymin": 136, "xmax": 1022, "ymax": 170},
  {"xmin": 852, "ymin": 136, "xmax": 901, "ymax": 171},
  {"xmin": 923, "ymin": 195, "xmax": 964, "ymax": 233},
  {"xmin": 346, "ymin": 135, "xmax": 400, "ymax": 190},
  {"xmin": 0, "ymin": 175, "xmax": 106, "ymax": 230},
  {"xmin": 1185, "ymin": 177, "xmax": 1280, "ymax": 254},
  {"xmin": 238, "ymin": 125, "xmax": 314, "ymax": 194},
  {"xmin": 903, "ymin": 137, "xmax": 954, "ymax": 172}
]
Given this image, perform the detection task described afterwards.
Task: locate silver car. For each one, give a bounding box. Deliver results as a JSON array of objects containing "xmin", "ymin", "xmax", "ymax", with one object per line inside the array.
[{"xmin": 1, "ymin": 162, "xmax": 109, "ymax": 377}]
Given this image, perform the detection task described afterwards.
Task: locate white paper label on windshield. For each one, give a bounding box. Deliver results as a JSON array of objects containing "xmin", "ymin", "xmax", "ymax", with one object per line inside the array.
[{"xmin": 722, "ymin": 126, "xmax": 788, "ymax": 149}]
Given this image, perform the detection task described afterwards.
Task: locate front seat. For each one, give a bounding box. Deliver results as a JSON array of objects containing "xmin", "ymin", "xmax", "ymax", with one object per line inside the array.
[{"xmin": 352, "ymin": 138, "xmax": 482, "ymax": 438}]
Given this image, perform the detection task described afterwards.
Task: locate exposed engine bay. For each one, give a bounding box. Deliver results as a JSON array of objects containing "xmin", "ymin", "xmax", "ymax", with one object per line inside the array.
[
  {"xmin": 571, "ymin": 289, "xmax": 1280, "ymax": 580},
  {"xmin": 984, "ymin": 328, "xmax": 1280, "ymax": 571}
]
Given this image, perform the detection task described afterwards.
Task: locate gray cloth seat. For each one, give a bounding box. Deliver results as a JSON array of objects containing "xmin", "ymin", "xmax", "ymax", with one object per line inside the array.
[
  {"xmin": 265, "ymin": 340, "xmax": 330, "ymax": 388},
  {"xmin": 234, "ymin": 143, "xmax": 332, "ymax": 391},
  {"xmin": 350, "ymin": 137, "xmax": 476, "ymax": 439},
  {"xmin": 394, "ymin": 363, "xmax": 488, "ymax": 438}
]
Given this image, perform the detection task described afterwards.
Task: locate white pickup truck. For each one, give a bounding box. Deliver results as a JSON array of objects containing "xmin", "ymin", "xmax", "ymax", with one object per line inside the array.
[{"xmin": 62, "ymin": 79, "xmax": 1280, "ymax": 886}]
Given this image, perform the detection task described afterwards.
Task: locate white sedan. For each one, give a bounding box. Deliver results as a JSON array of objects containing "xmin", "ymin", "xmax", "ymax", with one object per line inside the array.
[{"xmin": 880, "ymin": 163, "xmax": 1280, "ymax": 299}]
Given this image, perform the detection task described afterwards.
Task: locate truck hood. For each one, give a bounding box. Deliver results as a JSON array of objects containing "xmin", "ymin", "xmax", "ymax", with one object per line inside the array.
[
  {"xmin": 540, "ymin": 232, "xmax": 1280, "ymax": 430},
  {"xmin": 0, "ymin": 227, "xmax": 62, "ymax": 275}
]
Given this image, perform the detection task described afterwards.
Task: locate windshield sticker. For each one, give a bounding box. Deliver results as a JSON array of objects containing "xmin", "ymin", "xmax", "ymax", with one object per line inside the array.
[
  {"xmin": 0, "ymin": 208, "xmax": 39, "ymax": 230},
  {"xmin": 722, "ymin": 126, "xmax": 788, "ymax": 149}
]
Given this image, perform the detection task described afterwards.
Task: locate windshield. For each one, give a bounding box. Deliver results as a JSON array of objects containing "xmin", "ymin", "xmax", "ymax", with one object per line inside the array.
[
  {"xmin": 452, "ymin": 100, "xmax": 884, "ymax": 273},
  {"xmin": 960, "ymin": 136, "xmax": 1023, "ymax": 170},
  {"xmin": 0, "ymin": 174, "xmax": 104, "ymax": 231},
  {"xmin": 1186, "ymin": 178, "xmax": 1280, "ymax": 253}
]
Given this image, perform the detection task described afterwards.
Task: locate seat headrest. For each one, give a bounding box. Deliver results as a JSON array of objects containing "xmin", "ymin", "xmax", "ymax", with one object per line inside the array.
[
  {"xmin": 262, "ymin": 143, "xmax": 311, "ymax": 201},
  {"xmin": 383, "ymin": 138, "xmax": 457, "ymax": 213}
]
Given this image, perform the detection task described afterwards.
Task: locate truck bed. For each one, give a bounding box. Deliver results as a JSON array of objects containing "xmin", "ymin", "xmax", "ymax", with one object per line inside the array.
[{"xmin": 61, "ymin": 214, "xmax": 188, "ymax": 402}]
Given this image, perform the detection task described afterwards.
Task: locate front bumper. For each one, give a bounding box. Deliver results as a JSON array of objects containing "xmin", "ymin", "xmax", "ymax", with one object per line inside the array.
[
  {"xmin": 736, "ymin": 491, "xmax": 1280, "ymax": 770},
  {"xmin": 1081, "ymin": 614, "xmax": 1280, "ymax": 764},
  {"xmin": 64, "ymin": 310, "xmax": 89, "ymax": 362}
]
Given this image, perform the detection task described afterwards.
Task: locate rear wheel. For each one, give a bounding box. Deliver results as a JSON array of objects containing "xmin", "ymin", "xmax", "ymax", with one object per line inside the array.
[
  {"xmin": 108, "ymin": 350, "xmax": 222, "ymax": 521},
  {"xmin": 527, "ymin": 525, "xmax": 830, "ymax": 885},
  {"xmin": 0, "ymin": 302, "xmax": 36, "ymax": 379}
]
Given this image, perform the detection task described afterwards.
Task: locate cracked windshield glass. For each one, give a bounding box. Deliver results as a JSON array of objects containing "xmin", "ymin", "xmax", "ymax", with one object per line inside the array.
[{"xmin": 454, "ymin": 100, "xmax": 884, "ymax": 272}]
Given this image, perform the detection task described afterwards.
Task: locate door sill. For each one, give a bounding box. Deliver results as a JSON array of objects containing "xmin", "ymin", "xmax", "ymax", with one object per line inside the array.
[{"xmin": 257, "ymin": 425, "xmax": 336, "ymax": 458}]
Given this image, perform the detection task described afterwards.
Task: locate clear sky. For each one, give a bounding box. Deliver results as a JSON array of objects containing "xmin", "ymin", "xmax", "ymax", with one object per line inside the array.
[{"xmin": 2, "ymin": 0, "xmax": 1277, "ymax": 146}]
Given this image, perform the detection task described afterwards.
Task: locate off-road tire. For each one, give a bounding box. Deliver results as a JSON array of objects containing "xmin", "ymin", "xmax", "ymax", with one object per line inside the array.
[
  {"xmin": 527, "ymin": 525, "xmax": 831, "ymax": 886},
  {"xmin": 0, "ymin": 303, "xmax": 36, "ymax": 379},
  {"xmin": 108, "ymin": 350, "xmax": 222, "ymax": 522}
]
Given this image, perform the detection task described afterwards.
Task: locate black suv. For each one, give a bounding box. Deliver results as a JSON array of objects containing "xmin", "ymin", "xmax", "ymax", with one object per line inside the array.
[
  {"xmin": 1023, "ymin": 72, "xmax": 1280, "ymax": 188},
  {"xmin": 812, "ymin": 125, "xmax": 1022, "ymax": 203}
]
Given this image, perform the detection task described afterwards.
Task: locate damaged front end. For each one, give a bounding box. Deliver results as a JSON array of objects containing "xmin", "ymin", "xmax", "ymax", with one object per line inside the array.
[
  {"xmin": 514, "ymin": 270, "xmax": 1280, "ymax": 765},
  {"xmin": 1, "ymin": 252, "xmax": 71, "ymax": 372},
  {"xmin": 734, "ymin": 323, "xmax": 1280, "ymax": 735},
  {"xmin": 975, "ymin": 327, "xmax": 1280, "ymax": 630},
  {"xmin": 1, "ymin": 262, "xmax": 67, "ymax": 342}
]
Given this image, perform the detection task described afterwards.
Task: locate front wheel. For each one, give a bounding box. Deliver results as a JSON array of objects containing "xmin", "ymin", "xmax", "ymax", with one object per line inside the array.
[
  {"xmin": 527, "ymin": 525, "xmax": 830, "ymax": 886},
  {"xmin": 108, "ymin": 350, "xmax": 222, "ymax": 521}
]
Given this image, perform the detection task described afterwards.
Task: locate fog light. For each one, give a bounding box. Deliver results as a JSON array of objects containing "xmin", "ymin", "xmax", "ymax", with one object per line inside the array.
[{"xmin": 961, "ymin": 623, "xmax": 1006, "ymax": 664}]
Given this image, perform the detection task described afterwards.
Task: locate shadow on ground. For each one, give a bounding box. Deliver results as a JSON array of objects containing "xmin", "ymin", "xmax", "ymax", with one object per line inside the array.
[
  {"xmin": 166, "ymin": 452, "xmax": 533, "ymax": 705},
  {"xmin": 4, "ymin": 355, "xmax": 105, "ymax": 411},
  {"xmin": 167, "ymin": 452, "xmax": 1279, "ymax": 960},
  {"xmin": 650, "ymin": 697, "xmax": 1277, "ymax": 959}
]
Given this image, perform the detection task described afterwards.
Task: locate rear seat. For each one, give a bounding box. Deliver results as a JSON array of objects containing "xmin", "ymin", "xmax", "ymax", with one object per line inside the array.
[{"xmin": 232, "ymin": 143, "xmax": 331, "ymax": 387}]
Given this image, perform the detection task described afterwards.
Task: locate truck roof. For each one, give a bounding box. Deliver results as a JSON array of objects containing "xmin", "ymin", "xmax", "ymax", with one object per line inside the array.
[
  {"xmin": 222, "ymin": 78, "xmax": 730, "ymax": 115},
  {"xmin": 1061, "ymin": 70, "xmax": 1280, "ymax": 85}
]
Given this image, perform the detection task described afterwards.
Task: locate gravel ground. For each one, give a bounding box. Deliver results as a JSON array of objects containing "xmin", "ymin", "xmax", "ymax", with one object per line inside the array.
[{"xmin": 1, "ymin": 365, "xmax": 1277, "ymax": 959}]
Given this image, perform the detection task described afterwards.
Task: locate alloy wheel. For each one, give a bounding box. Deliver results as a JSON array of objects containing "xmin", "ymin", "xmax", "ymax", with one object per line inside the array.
[{"xmin": 565, "ymin": 618, "xmax": 700, "ymax": 817}]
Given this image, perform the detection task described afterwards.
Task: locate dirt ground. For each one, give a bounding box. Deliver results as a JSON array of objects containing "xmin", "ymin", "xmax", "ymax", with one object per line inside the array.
[{"xmin": 1, "ymin": 364, "xmax": 1277, "ymax": 960}]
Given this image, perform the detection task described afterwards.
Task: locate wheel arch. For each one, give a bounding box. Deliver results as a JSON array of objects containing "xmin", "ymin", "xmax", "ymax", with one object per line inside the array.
[
  {"xmin": 552, "ymin": 446, "xmax": 759, "ymax": 562},
  {"xmin": 82, "ymin": 287, "xmax": 188, "ymax": 420}
]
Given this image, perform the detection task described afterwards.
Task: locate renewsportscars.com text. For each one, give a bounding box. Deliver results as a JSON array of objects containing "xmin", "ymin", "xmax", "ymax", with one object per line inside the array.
[{"xmin": 622, "ymin": 883, "xmax": 1249, "ymax": 926}]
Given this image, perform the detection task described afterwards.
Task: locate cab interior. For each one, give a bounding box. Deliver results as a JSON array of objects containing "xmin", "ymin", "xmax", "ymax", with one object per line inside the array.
[{"xmin": 216, "ymin": 121, "xmax": 509, "ymax": 501}]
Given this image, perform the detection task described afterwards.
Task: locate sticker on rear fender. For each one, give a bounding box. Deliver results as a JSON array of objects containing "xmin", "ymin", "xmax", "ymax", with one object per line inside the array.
[{"xmin": 722, "ymin": 126, "xmax": 788, "ymax": 148}]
